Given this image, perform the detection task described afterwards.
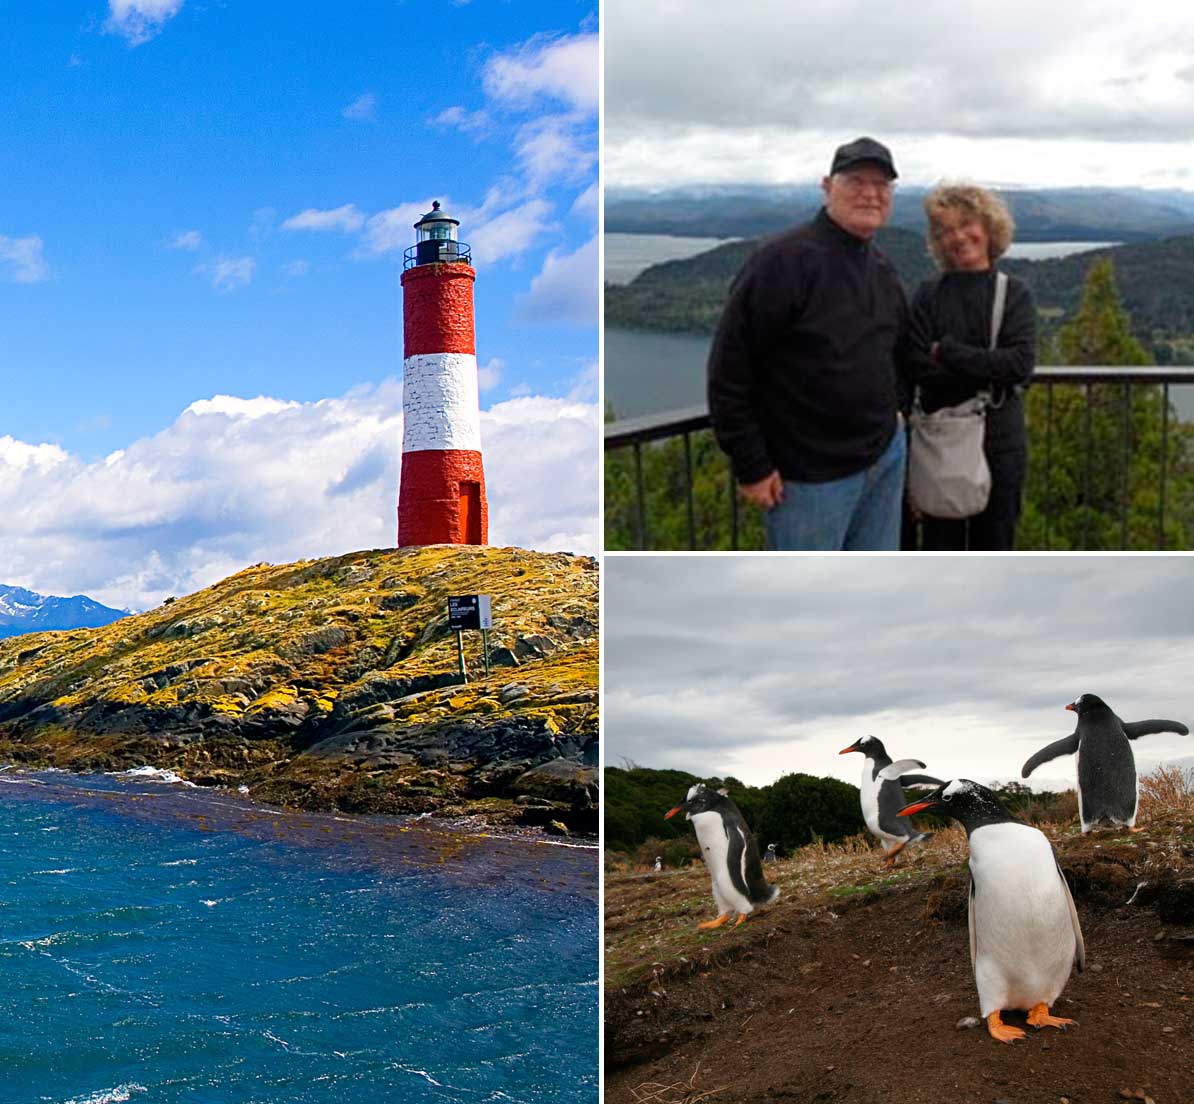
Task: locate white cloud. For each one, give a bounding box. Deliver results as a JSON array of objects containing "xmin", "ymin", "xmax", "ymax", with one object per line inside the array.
[
  {"xmin": 516, "ymin": 235, "xmax": 597, "ymax": 326},
  {"xmin": 0, "ymin": 385, "xmax": 598, "ymax": 610},
  {"xmin": 477, "ymin": 358, "xmax": 504, "ymax": 391},
  {"xmin": 515, "ymin": 116, "xmax": 596, "ymax": 191},
  {"xmin": 570, "ymin": 182, "xmax": 598, "ymax": 219},
  {"xmin": 199, "ymin": 256, "xmax": 255, "ymax": 293},
  {"xmin": 169, "ymin": 230, "xmax": 202, "ymax": 251},
  {"xmin": 105, "ymin": 0, "xmax": 184, "ymax": 46},
  {"xmin": 343, "ymin": 93, "xmax": 377, "ymax": 121},
  {"xmin": 483, "ymin": 33, "xmax": 598, "ymax": 115},
  {"xmin": 468, "ymin": 198, "xmax": 554, "ymax": 264},
  {"xmin": 432, "ymin": 105, "xmax": 490, "ymax": 133},
  {"xmin": 282, "ymin": 205, "xmax": 366, "ymax": 233},
  {"xmin": 0, "ymin": 235, "xmax": 49, "ymax": 283}
]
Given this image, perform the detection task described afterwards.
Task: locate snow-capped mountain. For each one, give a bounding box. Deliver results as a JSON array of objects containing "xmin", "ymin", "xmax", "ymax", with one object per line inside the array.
[{"xmin": 0, "ymin": 584, "xmax": 128, "ymax": 638}]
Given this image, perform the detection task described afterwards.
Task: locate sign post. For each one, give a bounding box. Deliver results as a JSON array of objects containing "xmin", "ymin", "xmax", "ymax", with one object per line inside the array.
[{"xmin": 447, "ymin": 595, "xmax": 492, "ymax": 683}]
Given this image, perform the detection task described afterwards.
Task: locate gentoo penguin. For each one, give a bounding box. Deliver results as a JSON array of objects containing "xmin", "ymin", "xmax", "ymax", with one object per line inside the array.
[
  {"xmin": 764, "ymin": 843, "xmax": 778, "ymax": 864},
  {"xmin": 1021, "ymin": 694, "xmax": 1189, "ymax": 833},
  {"xmin": 840, "ymin": 735, "xmax": 942, "ymax": 865},
  {"xmin": 898, "ymin": 779, "xmax": 1085, "ymax": 1044},
  {"xmin": 664, "ymin": 784, "xmax": 779, "ymax": 928},
  {"xmin": 653, "ymin": 856, "xmax": 662, "ymax": 872}
]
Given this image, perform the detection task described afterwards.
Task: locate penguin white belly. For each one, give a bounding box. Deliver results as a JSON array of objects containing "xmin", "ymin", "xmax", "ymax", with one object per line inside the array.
[
  {"xmin": 689, "ymin": 810, "xmax": 754, "ymax": 916},
  {"xmin": 969, "ymin": 823, "xmax": 1077, "ymax": 1016},
  {"xmin": 860, "ymin": 766, "xmax": 902, "ymax": 851}
]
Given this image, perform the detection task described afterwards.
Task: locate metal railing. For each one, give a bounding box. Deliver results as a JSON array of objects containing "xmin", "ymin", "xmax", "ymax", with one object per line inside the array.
[
  {"xmin": 604, "ymin": 366, "xmax": 1194, "ymax": 551},
  {"xmin": 403, "ymin": 240, "xmax": 472, "ymax": 270}
]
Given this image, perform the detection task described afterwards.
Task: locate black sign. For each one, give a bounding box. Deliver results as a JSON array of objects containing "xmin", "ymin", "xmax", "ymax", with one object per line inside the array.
[{"xmin": 448, "ymin": 594, "xmax": 492, "ymax": 630}]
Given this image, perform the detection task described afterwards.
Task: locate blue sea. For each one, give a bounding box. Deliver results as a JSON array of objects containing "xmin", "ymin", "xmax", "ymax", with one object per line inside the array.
[{"xmin": 0, "ymin": 768, "xmax": 598, "ymax": 1104}]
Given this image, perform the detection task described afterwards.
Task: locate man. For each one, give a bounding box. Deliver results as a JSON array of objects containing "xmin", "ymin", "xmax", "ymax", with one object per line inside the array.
[{"xmin": 707, "ymin": 137, "xmax": 907, "ymax": 550}]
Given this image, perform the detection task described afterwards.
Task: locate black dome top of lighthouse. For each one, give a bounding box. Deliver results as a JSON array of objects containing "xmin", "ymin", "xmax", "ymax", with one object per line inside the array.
[{"xmin": 414, "ymin": 200, "xmax": 460, "ymax": 230}]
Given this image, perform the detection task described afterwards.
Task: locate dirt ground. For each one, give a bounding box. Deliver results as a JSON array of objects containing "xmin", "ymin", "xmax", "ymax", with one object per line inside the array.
[{"xmin": 605, "ymin": 821, "xmax": 1193, "ymax": 1104}]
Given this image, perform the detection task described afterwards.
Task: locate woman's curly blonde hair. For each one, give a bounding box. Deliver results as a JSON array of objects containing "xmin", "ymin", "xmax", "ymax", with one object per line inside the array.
[{"xmin": 924, "ymin": 182, "xmax": 1015, "ymax": 269}]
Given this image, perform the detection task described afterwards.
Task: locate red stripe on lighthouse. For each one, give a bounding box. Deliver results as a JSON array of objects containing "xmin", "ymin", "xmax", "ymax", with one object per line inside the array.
[
  {"xmin": 402, "ymin": 263, "xmax": 476, "ymax": 356},
  {"xmin": 397, "ymin": 260, "xmax": 488, "ymax": 548}
]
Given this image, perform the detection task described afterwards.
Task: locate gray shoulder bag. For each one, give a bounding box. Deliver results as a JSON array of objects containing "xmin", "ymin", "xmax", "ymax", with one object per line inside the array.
[{"xmin": 906, "ymin": 271, "xmax": 1008, "ymax": 520}]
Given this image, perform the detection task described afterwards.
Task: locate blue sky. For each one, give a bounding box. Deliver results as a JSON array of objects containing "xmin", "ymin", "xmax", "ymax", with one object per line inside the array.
[{"xmin": 1, "ymin": 1, "xmax": 598, "ymax": 608}]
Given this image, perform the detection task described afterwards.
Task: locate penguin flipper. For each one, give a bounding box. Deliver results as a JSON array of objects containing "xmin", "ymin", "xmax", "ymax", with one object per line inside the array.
[
  {"xmin": 878, "ymin": 758, "xmax": 926, "ymax": 782},
  {"xmin": 898, "ymin": 773, "xmax": 944, "ymax": 788},
  {"xmin": 1020, "ymin": 732, "xmax": 1079, "ymax": 778},
  {"xmin": 968, "ymin": 876, "xmax": 977, "ymax": 969},
  {"xmin": 1057, "ymin": 862, "xmax": 1085, "ymax": 972},
  {"xmin": 1122, "ymin": 718, "xmax": 1190, "ymax": 740}
]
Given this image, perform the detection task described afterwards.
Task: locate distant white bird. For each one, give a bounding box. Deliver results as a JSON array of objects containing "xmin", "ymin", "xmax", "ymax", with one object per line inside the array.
[
  {"xmin": 653, "ymin": 856, "xmax": 662, "ymax": 872},
  {"xmin": 764, "ymin": 843, "xmax": 777, "ymax": 863}
]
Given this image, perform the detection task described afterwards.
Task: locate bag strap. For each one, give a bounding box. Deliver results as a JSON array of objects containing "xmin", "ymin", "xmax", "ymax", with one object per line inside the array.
[{"xmin": 989, "ymin": 270, "xmax": 1008, "ymax": 351}]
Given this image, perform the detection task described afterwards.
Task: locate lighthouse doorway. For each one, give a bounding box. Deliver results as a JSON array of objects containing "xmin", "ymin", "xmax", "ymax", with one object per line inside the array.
[{"xmin": 459, "ymin": 481, "xmax": 482, "ymax": 544}]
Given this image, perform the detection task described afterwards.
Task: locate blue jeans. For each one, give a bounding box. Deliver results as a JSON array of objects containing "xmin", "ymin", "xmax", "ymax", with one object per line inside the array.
[{"xmin": 764, "ymin": 429, "xmax": 906, "ymax": 551}]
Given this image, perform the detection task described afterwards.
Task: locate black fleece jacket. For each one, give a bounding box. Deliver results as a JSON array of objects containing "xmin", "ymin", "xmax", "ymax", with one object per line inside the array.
[{"xmin": 707, "ymin": 209, "xmax": 906, "ymax": 485}]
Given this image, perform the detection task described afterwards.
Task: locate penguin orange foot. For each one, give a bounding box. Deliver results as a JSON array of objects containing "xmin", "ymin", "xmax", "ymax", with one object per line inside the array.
[
  {"xmin": 733, "ymin": 913, "xmax": 747, "ymax": 927},
  {"xmin": 986, "ymin": 1011, "xmax": 1025, "ymax": 1043},
  {"xmin": 1026, "ymin": 1002, "xmax": 1075, "ymax": 1029},
  {"xmin": 698, "ymin": 913, "xmax": 731, "ymax": 929},
  {"xmin": 883, "ymin": 840, "xmax": 907, "ymax": 866}
]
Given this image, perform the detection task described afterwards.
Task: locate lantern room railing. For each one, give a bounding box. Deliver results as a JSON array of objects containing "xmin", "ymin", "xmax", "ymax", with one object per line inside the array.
[{"xmin": 403, "ymin": 240, "xmax": 472, "ymax": 270}]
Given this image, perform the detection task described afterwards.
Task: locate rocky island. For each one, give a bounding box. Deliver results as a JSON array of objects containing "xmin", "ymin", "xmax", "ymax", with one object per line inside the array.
[{"xmin": 0, "ymin": 546, "xmax": 598, "ymax": 833}]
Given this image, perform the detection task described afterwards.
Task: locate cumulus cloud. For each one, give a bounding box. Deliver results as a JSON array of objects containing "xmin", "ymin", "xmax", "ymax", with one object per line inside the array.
[
  {"xmin": 483, "ymin": 33, "xmax": 598, "ymax": 114},
  {"xmin": 477, "ymin": 358, "xmax": 504, "ymax": 391},
  {"xmin": 199, "ymin": 256, "xmax": 255, "ymax": 292},
  {"xmin": 516, "ymin": 235, "xmax": 597, "ymax": 326},
  {"xmin": 169, "ymin": 230, "xmax": 202, "ymax": 251},
  {"xmin": 432, "ymin": 105, "xmax": 490, "ymax": 134},
  {"xmin": 570, "ymin": 182, "xmax": 598, "ymax": 219},
  {"xmin": 0, "ymin": 235, "xmax": 49, "ymax": 283},
  {"xmin": 282, "ymin": 204, "xmax": 366, "ymax": 233},
  {"xmin": 1, "ymin": 385, "xmax": 598, "ymax": 610},
  {"xmin": 515, "ymin": 116, "xmax": 597, "ymax": 191},
  {"xmin": 105, "ymin": 0, "xmax": 184, "ymax": 46}
]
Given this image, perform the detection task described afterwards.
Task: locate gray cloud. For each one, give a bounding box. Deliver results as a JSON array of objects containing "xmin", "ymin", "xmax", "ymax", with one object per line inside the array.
[
  {"xmin": 605, "ymin": 1, "xmax": 1194, "ymax": 188},
  {"xmin": 604, "ymin": 557, "xmax": 1194, "ymax": 790}
]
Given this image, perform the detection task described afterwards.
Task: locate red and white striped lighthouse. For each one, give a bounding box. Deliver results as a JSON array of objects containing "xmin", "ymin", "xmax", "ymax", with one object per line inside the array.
[{"xmin": 397, "ymin": 201, "xmax": 488, "ymax": 547}]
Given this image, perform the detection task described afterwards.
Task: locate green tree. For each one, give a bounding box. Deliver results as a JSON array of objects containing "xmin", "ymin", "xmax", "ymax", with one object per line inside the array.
[{"xmin": 1020, "ymin": 257, "xmax": 1194, "ymax": 549}]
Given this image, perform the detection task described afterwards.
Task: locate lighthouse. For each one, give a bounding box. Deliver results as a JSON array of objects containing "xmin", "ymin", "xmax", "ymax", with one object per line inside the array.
[{"xmin": 397, "ymin": 201, "xmax": 488, "ymax": 547}]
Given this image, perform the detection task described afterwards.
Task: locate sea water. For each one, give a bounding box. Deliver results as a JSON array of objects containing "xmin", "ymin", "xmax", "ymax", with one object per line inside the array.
[{"xmin": 0, "ymin": 769, "xmax": 597, "ymax": 1103}]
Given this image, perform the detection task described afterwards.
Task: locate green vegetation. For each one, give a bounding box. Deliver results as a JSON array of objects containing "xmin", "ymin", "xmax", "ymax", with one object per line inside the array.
[{"xmin": 605, "ymin": 764, "xmax": 863, "ymax": 857}]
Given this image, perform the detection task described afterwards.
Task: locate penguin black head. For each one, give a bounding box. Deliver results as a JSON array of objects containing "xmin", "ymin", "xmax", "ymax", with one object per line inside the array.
[
  {"xmin": 840, "ymin": 734, "xmax": 885, "ymax": 759},
  {"xmin": 896, "ymin": 779, "xmax": 1017, "ymax": 835},
  {"xmin": 664, "ymin": 783, "xmax": 725, "ymax": 822},
  {"xmin": 1067, "ymin": 693, "xmax": 1109, "ymax": 715}
]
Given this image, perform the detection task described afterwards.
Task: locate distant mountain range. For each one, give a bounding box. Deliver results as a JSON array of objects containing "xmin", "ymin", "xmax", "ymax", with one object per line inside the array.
[
  {"xmin": 607, "ymin": 185, "xmax": 1194, "ymax": 243},
  {"xmin": 605, "ymin": 226, "xmax": 1194, "ymax": 356},
  {"xmin": 0, "ymin": 585, "xmax": 128, "ymax": 638}
]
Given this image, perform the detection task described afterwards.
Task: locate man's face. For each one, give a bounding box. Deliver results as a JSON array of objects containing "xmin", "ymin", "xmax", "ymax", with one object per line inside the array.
[{"xmin": 821, "ymin": 165, "xmax": 894, "ymax": 239}]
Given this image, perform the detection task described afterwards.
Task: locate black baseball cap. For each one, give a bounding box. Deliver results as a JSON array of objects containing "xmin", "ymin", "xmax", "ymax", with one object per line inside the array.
[{"xmin": 830, "ymin": 137, "xmax": 898, "ymax": 180}]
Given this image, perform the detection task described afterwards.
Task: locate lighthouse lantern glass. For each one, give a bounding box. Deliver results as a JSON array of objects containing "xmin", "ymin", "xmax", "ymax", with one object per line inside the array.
[{"xmin": 417, "ymin": 221, "xmax": 457, "ymax": 243}]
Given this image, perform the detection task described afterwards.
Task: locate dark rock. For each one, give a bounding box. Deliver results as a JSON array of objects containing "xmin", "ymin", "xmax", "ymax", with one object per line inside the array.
[
  {"xmin": 488, "ymin": 647, "xmax": 520, "ymax": 668},
  {"xmin": 514, "ymin": 634, "xmax": 557, "ymax": 660},
  {"xmin": 279, "ymin": 627, "xmax": 349, "ymax": 659},
  {"xmin": 380, "ymin": 592, "xmax": 420, "ymax": 612},
  {"xmin": 514, "ymin": 758, "xmax": 598, "ymax": 809}
]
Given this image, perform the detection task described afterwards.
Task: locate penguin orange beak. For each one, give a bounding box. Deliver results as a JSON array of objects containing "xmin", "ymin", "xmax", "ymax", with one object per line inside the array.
[
  {"xmin": 839, "ymin": 744, "xmax": 858, "ymax": 755},
  {"xmin": 897, "ymin": 798, "xmax": 935, "ymax": 817},
  {"xmin": 1065, "ymin": 703, "xmax": 1076, "ymax": 712},
  {"xmin": 664, "ymin": 806, "xmax": 683, "ymax": 820}
]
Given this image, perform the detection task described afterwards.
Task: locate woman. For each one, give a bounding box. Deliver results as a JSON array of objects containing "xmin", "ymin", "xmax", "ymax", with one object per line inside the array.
[{"xmin": 904, "ymin": 183, "xmax": 1035, "ymax": 551}]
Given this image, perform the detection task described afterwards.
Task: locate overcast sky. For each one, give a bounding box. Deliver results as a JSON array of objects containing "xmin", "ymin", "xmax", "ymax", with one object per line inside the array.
[
  {"xmin": 604, "ymin": 556, "xmax": 1194, "ymax": 794},
  {"xmin": 605, "ymin": 0, "xmax": 1194, "ymax": 191}
]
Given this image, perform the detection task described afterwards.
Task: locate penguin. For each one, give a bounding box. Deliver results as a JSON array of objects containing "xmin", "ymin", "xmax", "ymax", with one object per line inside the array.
[
  {"xmin": 653, "ymin": 856, "xmax": 662, "ymax": 872},
  {"xmin": 898, "ymin": 779, "xmax": 1084, "ymax": 1044},
  {"xmin": 1021, "ymin": 694, "xmax": 1189, "ymax": 833},
  {"xmin": 839, "ymin": 735, "xmax": 942, "ymax": 865},
  {"xmin": 764, "ymin": 843, "xmax": 778, "ymax": 864},
  {"xmin": 664, "ymin": 783, "xmax": 779, "ymax": 928}
]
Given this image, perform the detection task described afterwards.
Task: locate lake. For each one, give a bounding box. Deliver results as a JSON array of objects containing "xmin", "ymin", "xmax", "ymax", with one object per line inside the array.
[
  {"xmin": 0, "ymin": 768, "xmax": 597, "ymax": 1103},
  {"xmin": 603, "ymin": 232, "xmax": 1118, "ymax": 287}
]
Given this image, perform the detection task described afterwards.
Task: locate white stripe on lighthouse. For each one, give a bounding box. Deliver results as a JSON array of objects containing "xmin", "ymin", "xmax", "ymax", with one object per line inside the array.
[{"xmin": 401, "ymin": 352, "xmax": 482, "ymax": 452}]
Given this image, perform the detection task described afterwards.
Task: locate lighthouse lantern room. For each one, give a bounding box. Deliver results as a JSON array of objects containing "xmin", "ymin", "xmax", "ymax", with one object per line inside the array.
[{"xmin": 396, "ymin": 201, "xmax": 488, "ymax": 547}]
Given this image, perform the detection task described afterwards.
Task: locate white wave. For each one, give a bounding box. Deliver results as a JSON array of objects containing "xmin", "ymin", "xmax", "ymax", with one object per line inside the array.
[
  {"xmin": 113, "ymin": 766, "xmax": 198, "ymax": 787},
  {"xmin": 200, "ymin": 899, "xmax": 219, "ymax": 907},
  {"xmin": 59, "ymin": 1083, "xmax": 147, "ymax": 1104},
  {"xmin": 33, "ymin": 868, "xmax": 77, "ymax": 875},
  {"xmin": 160, "ymin": 858, "xmax": 198, "ymax": 867}
]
